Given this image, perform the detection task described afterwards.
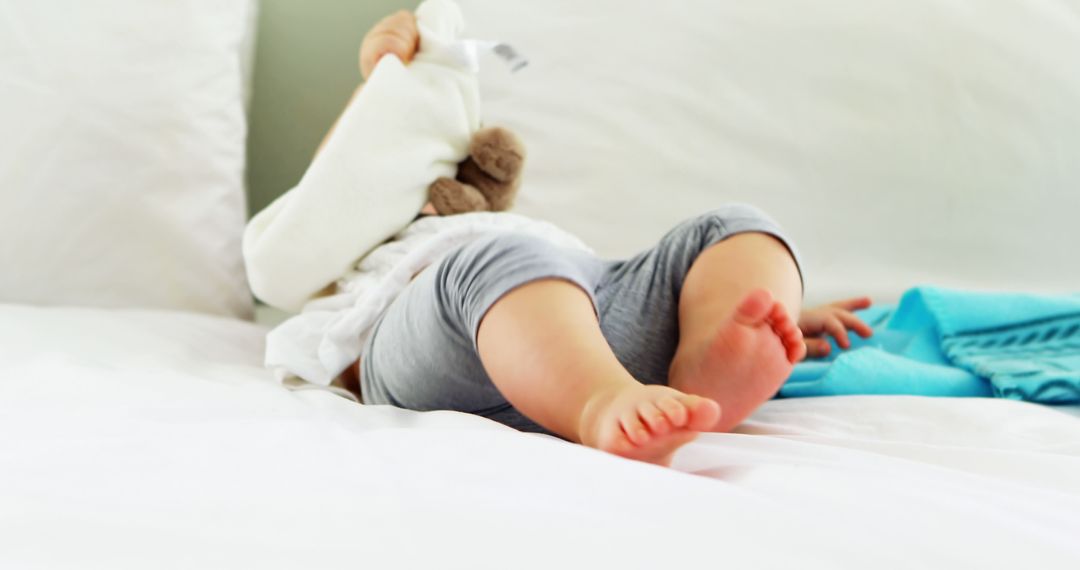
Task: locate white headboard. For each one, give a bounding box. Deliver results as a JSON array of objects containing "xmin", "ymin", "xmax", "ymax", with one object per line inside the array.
[{"xmin": 459, "ymin": 0, "xmax": 1080, "ymax": 303}]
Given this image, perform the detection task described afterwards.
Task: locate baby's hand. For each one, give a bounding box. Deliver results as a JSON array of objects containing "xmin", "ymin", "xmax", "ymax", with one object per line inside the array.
[
  {"xmin": 798, "ymin": 297, "xmax": 874, "ymax": 358},
  {"xmin": 359, "ymin": 10, "xmax": 420, "ymax": 80}
]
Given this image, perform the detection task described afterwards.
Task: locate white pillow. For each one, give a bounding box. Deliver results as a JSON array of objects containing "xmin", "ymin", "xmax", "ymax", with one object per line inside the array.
[
  {"xmin": 0, "ymin": 0, "xmax": 256, "ymax": 318},
  {"xmin": 459, "ymin": 0, "xmax": 1080, "ymax": 303}
]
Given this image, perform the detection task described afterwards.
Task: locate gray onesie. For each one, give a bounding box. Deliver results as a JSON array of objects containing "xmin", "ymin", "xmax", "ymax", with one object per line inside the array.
[{"xmin": 360, "ymin": 204, "xmax": 802, "ymax": 434}]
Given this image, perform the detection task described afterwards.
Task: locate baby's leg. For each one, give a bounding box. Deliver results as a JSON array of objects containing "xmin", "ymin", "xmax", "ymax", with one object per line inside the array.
[
  {"xmin": 667, "ymin": 217, "xmax": 805, "ymax": 432},
  {"xmin": 477, "ymin": 278, "xmax": 719, "ymax": 465},
  {"xmin": 360, "ymin": 233, "xmax": 717, "ymax": 466}
]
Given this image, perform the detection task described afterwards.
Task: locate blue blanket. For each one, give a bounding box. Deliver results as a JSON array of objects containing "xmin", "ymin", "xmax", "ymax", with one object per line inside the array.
[{"xmin": 779, "ymin": 287, "xmax": 1080, "ymax": 404}]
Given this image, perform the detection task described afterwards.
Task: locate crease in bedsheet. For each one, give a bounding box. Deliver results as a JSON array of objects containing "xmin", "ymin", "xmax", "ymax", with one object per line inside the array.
[{"xmin": 780, "ymin": 286, "xmax": 1080, "ymax": 404}]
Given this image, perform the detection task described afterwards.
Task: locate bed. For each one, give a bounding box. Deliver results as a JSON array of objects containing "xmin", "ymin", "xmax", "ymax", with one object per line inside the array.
[
  {"xmin": 3, "ymin": 304, "xmax": 1079, "ymax": 568},
  {"xmin": 2, "ymin": 1, "xmax": 1079, "ymax": 568}
]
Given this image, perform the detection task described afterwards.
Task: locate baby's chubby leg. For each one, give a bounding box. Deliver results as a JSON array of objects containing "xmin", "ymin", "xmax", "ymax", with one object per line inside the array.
[
  {"xmin": 478, "ymin": 279, "xmax": 719, "ymax": 466},
  {"xmin": 362, "ymin": 233, "xmax": 718, "ymax": 466}
]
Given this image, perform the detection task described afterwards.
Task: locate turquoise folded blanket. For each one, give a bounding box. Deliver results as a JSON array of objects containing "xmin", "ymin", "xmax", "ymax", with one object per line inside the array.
[{"xmin": 779, "ymin": 287, "xmax": 1080, "ymax": 404}]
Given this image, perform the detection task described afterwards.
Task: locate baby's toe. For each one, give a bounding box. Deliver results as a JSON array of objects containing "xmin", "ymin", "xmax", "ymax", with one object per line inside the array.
[
  {"xmin": 733, "ymin": 289, "xmax": 774, "ymax": 326},
  {"xmin": 655, "ymin": 395, "xmax": 689, "ymax": 428},
  {"xmin": 619, "ymin": 410, "xmax": 651, "ymax": 446},
  {"xmin": 767, "ymin": 302, "xmax": 805, "ymax": 362},
  {"xmin": 681, "ymin": 395, "xmax": 722, "ymax": 432},
  {"xmin": 637, "ymin": 401, "xmax": 671, "ymax": 436},
  {"xmin": 786, "ymin": 331, "xmax": 807, "ymax": 362},
  {"xmin": 772, "ymin": 311, "xmax": 799, "ymax": 339},
  {"xmin": 767, "ymin": 301, "xmax": 794, "ymax": 329}
]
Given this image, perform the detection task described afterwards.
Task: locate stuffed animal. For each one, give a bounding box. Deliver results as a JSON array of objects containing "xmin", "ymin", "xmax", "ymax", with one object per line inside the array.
[{"xmin": 428, "ymin": 126, "xmax": 525, "ymax": 215}]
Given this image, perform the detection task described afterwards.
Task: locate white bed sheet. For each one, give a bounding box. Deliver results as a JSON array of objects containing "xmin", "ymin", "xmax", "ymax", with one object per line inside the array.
[{"xmin": 2, "ymin": 304, "xmax": 1078, "ymax": 569}]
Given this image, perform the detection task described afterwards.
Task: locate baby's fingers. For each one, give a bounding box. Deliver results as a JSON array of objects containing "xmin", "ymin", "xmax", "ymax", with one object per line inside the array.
[
  {"xmin": 371, "ymin": 10, "xmax": 418, "ymax": 46},
  {"xmin": 360, "ymin": 11, "xmax": 419, "ymax": 79},
  {"xmin": 830, "ymin": 296, "xmax": 872, "ymax": 312},
  {"xmin": 839, "ymin": 310, "xmax": 874, "ymax": 339},
  {"xmin": 824, "ymin": 317, "xmax": 851, "ymax": 349},
  {"xmin": 804, "ymin": 337, "xmax": 832, "ymax": 358}
]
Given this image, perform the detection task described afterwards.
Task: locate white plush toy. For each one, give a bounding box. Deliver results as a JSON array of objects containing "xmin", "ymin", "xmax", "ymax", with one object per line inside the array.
[{"xmin": 243, "ymin": 0, "xmax": 480, "ymax": 312}]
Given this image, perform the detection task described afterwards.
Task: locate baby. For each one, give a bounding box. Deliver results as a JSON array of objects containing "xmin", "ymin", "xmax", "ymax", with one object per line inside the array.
[{"xmin": 261, "ymin": 10, "xmax": 872, "ymax": 467}]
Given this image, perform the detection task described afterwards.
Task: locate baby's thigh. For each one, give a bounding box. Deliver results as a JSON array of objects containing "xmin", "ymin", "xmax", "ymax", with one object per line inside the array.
[{"xmin": 359, "ymin": 264, "xmax": 507, "ymax": 416}]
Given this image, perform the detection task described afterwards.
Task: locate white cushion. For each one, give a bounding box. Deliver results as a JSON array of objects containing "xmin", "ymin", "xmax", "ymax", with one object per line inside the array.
[
  {"xmin": 0, "ymin": 0, "xmax": 256, "ymax": 318},
  {"xmin": 459, "ymin": 0, "xmax": 1080, "ymax": 303}
]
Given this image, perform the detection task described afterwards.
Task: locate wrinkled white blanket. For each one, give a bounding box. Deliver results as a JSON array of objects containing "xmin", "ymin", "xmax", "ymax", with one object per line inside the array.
[
  {"xmin": 266, "ymin": 212, "xmax": 590, "ymax": 386},
  {"xmin": 243, "ymin": 0, "xmax": 481, "ymax": 313}
]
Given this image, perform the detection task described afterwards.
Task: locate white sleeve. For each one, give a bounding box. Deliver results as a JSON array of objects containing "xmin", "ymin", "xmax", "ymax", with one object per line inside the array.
[{"xmin": 241, "ymin": 0, "xmax": 479, "ymax": 312}]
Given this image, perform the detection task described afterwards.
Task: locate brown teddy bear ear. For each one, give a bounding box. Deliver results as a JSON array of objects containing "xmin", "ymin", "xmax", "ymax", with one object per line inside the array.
[
  {"xmin": 468, "ymin": 127, "xmax": 525, "ymax": 183},
  {"xmin": 428, "ymin": 177, "xmax": 489, "ymax": 215}
]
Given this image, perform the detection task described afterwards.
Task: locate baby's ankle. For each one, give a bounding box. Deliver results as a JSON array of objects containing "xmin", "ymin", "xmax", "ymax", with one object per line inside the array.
[{"xmin": 575, "ymin": 383, "xmax": 627, "ymax": 446}]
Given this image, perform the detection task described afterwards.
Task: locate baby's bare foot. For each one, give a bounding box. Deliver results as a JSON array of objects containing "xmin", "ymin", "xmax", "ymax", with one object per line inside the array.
[
  {"xmin": 578, "ymin": 384, "xmax": 721, "ymax": 466},
  {"xmin": 670, "ymin": 289, "xmax": 804, "ymax": 432}
]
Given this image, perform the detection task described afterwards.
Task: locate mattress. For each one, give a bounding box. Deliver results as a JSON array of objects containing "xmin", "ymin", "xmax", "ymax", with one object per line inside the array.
[{"xmin": 2, "ymin": 303, "xmax": 1079, "ymax": 569}]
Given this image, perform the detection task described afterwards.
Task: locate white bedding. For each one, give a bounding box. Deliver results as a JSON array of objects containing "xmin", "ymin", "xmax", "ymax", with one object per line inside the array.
[{"xmin": 2, "ymin": 305, "xmax": 1079, "ymax": 569}]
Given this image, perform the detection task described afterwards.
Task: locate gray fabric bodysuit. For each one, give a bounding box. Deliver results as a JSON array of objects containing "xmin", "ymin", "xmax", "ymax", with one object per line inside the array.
[{"xmin": 360, "ymin": 204, "xmax": 802, "ymax": 435}]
